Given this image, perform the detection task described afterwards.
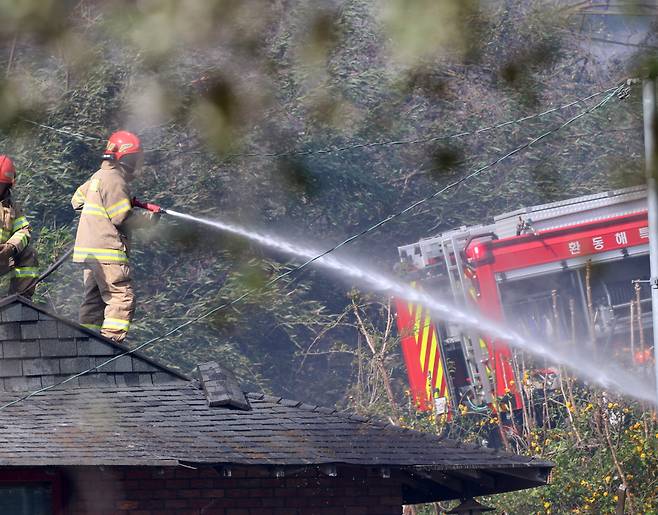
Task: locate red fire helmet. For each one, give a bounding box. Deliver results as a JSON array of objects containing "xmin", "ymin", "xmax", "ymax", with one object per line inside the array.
[
  {"xmin": 0, "ymin": 155, "xmax": 16, "ymax": 185},
  {"xmin": 102, "ymin": 131, "xmax": 142, "ymax": 161}
]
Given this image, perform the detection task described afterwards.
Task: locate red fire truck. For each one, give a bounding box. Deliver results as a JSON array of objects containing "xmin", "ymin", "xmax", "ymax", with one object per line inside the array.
[{"xmin": 395, "ymin": 185, "xmax": 653, "ymax": 415}]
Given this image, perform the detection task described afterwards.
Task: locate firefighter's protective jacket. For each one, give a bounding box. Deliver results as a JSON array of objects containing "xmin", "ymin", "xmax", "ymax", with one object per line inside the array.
[
  {"xmin": 0, "ymin": 195, "xmax": 32, "ymax": 255},
  {"xmin": 71, "ymin": 161, "xmax": 149, "ymax": 264}
]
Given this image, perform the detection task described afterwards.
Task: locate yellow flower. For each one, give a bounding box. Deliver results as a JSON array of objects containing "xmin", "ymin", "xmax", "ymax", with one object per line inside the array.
[
  {"xmin": 613, "ymin": 495, "xmax": 618, "ymax": 502},
  {"xmin": 544, "ymin": 501, "xmax": 551, "ymax": 508},
  {"xmin": 604, "ymin": 475, "xmax": 611, "ymax": 483}
]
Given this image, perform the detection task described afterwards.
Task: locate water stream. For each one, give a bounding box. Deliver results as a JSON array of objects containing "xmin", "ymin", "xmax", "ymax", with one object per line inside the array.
[{"xmin": 166, "ymin": 209, "xmax": 658, "ymax": 405}]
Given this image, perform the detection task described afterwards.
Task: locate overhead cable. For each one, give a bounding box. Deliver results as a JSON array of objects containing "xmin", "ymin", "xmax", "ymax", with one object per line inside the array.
[
  {"xmin": 19, "ymin": 86, "xmax": 620, "ymax": 160},
  {"xmin": 146, "ymin": 86, "xmax": 622, "ymax": 159},
  {"xmin": 227, "ymin": 86, "xmax": 621, "ymax": 158},
  {"xmin": 19, "ymin": 118, "xmax": 103, "ymax": 143},
  {"xmin": 0, "ymin": 81, "xmax": 627, "ymax": 411}
]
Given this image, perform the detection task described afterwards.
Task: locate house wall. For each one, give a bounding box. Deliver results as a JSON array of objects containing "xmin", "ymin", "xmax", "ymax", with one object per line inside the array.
[{"xmin": 19, "ymin": 465, "xmax": 405, "ymax": 515}]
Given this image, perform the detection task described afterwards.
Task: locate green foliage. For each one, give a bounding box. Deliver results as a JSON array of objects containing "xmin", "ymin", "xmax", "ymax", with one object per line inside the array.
[
  {"xmin": 0, "ymin": 3, "xmax": 657, "ymax": 510},
  {"xmin": 484, "ymin": 397, "xmax": 658, "ymax": 514},
  {"xmin": 31, "ymin": 224, "xmax": 76, "ymax": 313}
]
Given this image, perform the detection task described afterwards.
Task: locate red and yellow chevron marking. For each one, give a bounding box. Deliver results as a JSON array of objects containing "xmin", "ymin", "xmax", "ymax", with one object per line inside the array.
[
  {"xmin": 412, "ymin": 303, "xmax": 448, "ymax": 398},
  {"xmin": 395, "ymin": 289, "xmax": 449, "ymax": 412}
]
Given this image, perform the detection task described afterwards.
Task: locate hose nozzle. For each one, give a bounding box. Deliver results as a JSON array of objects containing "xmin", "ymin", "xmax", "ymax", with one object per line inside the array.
[{"xmin": 132, "ymin": 197, "xmax": 165, "ymax": 214}]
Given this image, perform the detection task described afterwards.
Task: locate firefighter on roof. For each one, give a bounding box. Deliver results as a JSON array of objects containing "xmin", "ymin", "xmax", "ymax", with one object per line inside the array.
[
  {"xmin": 71, "ymin": 131, "xmax": 158, "ymax": 342},
  {"xmin": 0, "ymin": 155, "xmax": 39, "ymax": 298}
]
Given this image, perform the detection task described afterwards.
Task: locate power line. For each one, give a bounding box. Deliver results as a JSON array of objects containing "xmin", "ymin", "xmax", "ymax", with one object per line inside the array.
[
  {"xmin": 585, "ymin": 36, "xmax": 658, "ymax": 51},
  {"xmin": 19, "ymin": 118, "xmax": 103, "ymax": 143},
  {"xmin": 568, "ymin": 1, "xmax": 658, "ymax": 16},
  {"xmin": 18, "ymin": 86, "xmax": 619, "ymax": 161},
  {"xmin": 576, "ymin": 9, "xmax": 658, "ymax": 16},
  {"xmin": 0, "ymin": 81, "xmax": 627, "ymax": 411},
  {"xmin": 159, "ymin": 87, "xmax": 622, "ymax": 160}
]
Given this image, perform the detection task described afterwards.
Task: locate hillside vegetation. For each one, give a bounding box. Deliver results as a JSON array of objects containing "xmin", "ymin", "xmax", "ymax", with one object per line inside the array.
[{"xmin": 1, "ymin": 1, "xmax": 657, "ymax": 512}]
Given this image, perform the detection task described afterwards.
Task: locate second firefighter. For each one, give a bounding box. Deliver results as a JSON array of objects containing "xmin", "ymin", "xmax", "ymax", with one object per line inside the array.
[{"xmin": 0, "ymin": 155, "xmax": 39, "ymax": 298}]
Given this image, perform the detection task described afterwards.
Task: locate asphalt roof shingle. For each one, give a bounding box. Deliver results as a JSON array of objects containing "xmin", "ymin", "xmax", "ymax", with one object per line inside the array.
[
  {"xmin": 0, "ymin": 383, "xmax": 552, "ymax": 472},
  {"xmin": 0, "ymin": 296, "xmax": 188, "ymax": 391},
  {"xmin": 0, "ymin": 294, "xmax": 553, "ymax": 500}
]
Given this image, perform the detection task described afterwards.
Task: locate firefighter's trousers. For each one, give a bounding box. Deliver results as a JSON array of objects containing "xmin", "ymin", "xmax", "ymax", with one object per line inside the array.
[
  {"xmin": 0, "ymin": 245, "xmax": 39, "ymax": 299},
  {"xmin": 80, "ymin": 262, "xmax": 135, "ymax": 343}
]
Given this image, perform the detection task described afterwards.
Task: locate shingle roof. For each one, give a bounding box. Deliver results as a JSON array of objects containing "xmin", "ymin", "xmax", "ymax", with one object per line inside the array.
[
  {"xmin": 0, "ymin": 381, "xmax": 551, "ymax": 472},
  {"xmin": 0, "ymin": 295, "xmax": 187, "ymax": 390},
  {"xmin": 0, "ymin": 295, "xmax": 553, "ymax": 501}
]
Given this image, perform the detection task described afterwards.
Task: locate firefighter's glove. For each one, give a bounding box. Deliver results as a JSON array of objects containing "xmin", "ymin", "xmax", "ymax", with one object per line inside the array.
[{"xmin": 0, "ymin": 243, "xmax": 16, "ymax": 263}]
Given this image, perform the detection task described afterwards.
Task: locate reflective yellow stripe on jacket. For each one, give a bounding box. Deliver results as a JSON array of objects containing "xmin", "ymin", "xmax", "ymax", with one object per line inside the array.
[
  {"xmin": 14, "ymin": 267, "xmax": 39, "ymax": 278},
  {"xmin": 73, "ymin": 189, "xmax": 86, "ymax": 204},
  {"xmin": 101, "ymin": 317, "xmax": 130, "ymax": 331},
  {"xmin": 106, "ymin": 198, "xmax": 131, "ymax": 219},
  {"xmin": 72, "ymin": 247, "xmax": 128, "ymax": 263},
  {"xmin": 12, "ymin": 216, "xmax": 29, "ymax": 232},
  {"xmin": 81, "ymin": 202, "xmax": 109, "ymax": 218},
  {"xmin": 10, "ymin": 232, "xmax": 29, "ymax": 249}
]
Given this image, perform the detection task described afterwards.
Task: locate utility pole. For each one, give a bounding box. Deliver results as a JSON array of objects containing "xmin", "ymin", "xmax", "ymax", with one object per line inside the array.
[{"xmin": 642, "ymin": 78, "xmax": 658, "ymax": 404}]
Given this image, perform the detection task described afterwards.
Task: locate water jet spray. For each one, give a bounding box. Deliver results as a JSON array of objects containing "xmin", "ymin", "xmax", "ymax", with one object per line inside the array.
[{"xmin": 137, "ymin": 202, "xmax": 657, "ymax": 406}]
